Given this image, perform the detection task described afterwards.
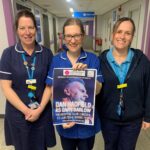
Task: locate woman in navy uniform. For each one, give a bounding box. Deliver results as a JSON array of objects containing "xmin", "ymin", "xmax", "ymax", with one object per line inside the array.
[
  {"xmin": 0, "ymin": 10, "xmax": 56, "ymax": 150},
  {"xmin": 97, "ymin": 17, "xmax": 150, "ymax": 150}
]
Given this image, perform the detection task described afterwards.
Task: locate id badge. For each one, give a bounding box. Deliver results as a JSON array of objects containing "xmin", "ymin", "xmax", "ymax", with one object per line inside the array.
[
  {"xmin": 28, "ymin": 101, "xmax": 39, "ymax": 109},
  {"xmin": 26, "ymin": 79, "xmax": 37, "ymax": 84}
]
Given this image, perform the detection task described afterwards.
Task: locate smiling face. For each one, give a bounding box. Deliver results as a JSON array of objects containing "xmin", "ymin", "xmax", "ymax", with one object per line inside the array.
[
  {"xmin": 64, "ymin": 25, "xmax": 84, "ymax": 54},
  {"xmin": 17, "ymin": 16, "xmax": 36, "ymax": 48},
  {"xmin": 64, "ymin": 81, "xmax": 88, "ymax": 102},
  {"xmin": 112, "ymin": 20, "xmax": 134, "ymax": 51}
]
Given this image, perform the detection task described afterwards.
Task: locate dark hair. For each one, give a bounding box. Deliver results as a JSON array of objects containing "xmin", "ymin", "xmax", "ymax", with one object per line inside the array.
[
  {"xmin": 113, "ymin": 17, "xmax": 135, "ymax": 35},
  {"xmin": 15, "ymin": 9, "xmax": 37, "ymax": 30},
  {"xmin": 63, "ymin": 18, "xmax": 85, "ymax": 35}
]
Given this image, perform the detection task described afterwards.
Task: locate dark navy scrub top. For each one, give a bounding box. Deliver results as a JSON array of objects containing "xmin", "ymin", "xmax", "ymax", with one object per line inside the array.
[
  {"xmin": 0, "ymin": 42, "xmax": 56, "ymax": 148},
  {"xmin": 46, "ymin": 48, "xmax": 104, "ymax": 139}
]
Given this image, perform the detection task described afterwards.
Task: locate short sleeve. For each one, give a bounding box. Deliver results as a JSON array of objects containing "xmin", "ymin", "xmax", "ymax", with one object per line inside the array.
[
  {"xmin": 45, "ymin": 57, "xmax": 55, "ymax": 86},
  {"xmin": 94, "ymin": 56, "xmax": 104, "ymax": 83},
  {"xmin": 0, "ymin": 48, "xmax": 12, "ymax": 80}
]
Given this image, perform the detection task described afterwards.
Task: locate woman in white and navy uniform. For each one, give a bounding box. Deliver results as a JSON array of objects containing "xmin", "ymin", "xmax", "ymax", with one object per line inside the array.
[{"xmin": 0, "ymin": 10, "xmax": 56, "ymax": 150}]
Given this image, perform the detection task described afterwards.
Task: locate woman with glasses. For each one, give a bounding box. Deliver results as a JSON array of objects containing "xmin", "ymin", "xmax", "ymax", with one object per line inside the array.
[
  {"xmin": 97, "ymin": 17, "xmax": 150, "ymax": 150},
  {"xmin": 41, "ymin": 18, "xmax": 103, "ymax": 150}
]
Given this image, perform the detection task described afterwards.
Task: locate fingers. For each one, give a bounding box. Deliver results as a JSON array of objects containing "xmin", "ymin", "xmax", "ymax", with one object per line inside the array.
[
  {"xmin": 141, "ymin": 121, "xmax": 150, "ymax": 130},
  {"xmin": 24, "ymin": 109, "xmax": 32, "ymax": 120},
  {"xmin": 26, "ymin": 114, "xmax": 39, "ymax": 122},
  {"xmin": 62, "ymin": 122, "xmax": 76, "ymax": 129},
  {"xmin": 72, "ymin": 63, "xmax": 87, "ymax": 70},
  {"xmin": 25, "ymin": 113, "xmax": 32, "ymax": 120},
  {"xmin": 24, "ymin": 108, "xmax": 41, "ymax": 122}
]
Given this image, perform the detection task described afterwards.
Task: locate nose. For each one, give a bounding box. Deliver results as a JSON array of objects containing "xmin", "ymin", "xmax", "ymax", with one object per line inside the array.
[
  {"xmin": 70, "ymin": 36, "xmax": 76, "ymax": 43},
  {"xmin": 120, "ymin": 32, "xmax": 125, "ymax": 38},
  {"xmin": 25, "ymin": 28, "xmax": 30, "ymax": 34}
]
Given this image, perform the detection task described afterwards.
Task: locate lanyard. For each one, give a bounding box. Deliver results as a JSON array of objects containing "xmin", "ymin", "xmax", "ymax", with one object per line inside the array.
[
  {"xmin": 112, "ymin": 62, "xmax": 129, "ymax": 117},
  {"xmin": 21, "ymin": 53, "xmax": 36, "ymax": 79}
]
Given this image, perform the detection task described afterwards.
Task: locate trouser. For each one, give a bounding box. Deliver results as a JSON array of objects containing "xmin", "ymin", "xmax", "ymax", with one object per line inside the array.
[
  {"xmin": 60, "ymin": 135, "xmax": 95, "ymax": 150},
  {"xmin": 101, "ymin": 118, "xmax": 142, "ymax": 150}
]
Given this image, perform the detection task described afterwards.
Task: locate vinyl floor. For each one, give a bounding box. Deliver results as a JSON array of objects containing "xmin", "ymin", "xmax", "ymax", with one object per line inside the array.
[{"xmin": 0, "ymin": 118, "xmax": 150, "ymax": 150}]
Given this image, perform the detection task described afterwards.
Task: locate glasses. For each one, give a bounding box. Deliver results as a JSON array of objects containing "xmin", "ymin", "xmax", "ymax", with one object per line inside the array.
[{"xmin": 64, "ymin": 34, "xmax": 83, "ymax": 41}]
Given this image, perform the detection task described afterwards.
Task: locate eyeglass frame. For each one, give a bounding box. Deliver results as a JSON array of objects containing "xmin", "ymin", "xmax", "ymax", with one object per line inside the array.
[{"xmin": 63, "ymin": 34, "xmax": 83, "ymax": 41}]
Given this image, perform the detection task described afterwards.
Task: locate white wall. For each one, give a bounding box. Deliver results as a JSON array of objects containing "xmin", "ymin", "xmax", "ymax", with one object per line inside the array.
[
  {"xmin": 143, "ymin": 0, "xmax": 150, "ymax": 54},
  {"xmin": 57, "ymin": 17, "xmax": 68, "ymax": 33},
  {"xmin": 96, "ymin": 0, "xmax": 145, "ymax": 51},
  {"xmin": 56, "ymin": 17, "xmax": 68, "ymax": 49}
]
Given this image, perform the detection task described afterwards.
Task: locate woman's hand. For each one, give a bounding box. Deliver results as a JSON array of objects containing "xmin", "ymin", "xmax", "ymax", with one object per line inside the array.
[
  {"xmin": 72, "ymin": 63, "xmax": 87, "ymax": 70},
  {"xmin": 142, "ymin": 121, "xmax": 150, "ymax": 130},
  {"xmin": 96, "ymin": 81, "xmax": 102, "ymax": 95},
  {"xmin": 25, "ymin": 106, "xmax": 43, "ymax": 122},
  {"xmin": 62, "ymin": 122, "xmax": 76, "ymax": 129}
]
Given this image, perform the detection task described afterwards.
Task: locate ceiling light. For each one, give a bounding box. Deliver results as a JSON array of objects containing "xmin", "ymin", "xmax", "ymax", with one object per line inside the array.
[
  {"xmin": 66, "ymin": 0, "xmax": 71, "ymax": 2},
  {"xmin": 69, "ymin": 8, "xmax": 74, "ymax": 12}
]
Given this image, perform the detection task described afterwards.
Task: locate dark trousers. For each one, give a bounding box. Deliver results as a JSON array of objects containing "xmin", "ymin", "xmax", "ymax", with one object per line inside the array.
[
  {"xmin": 101, "ymin": 118, "xmax": 142, "ymax": 150},
  {"xmin": 60, "ymin": 135, "xmax": 95, "ymax": 150}
]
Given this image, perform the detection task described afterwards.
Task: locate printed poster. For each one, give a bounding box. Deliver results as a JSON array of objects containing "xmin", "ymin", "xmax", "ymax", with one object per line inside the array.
[{"xmin": 53, "ymin": 68, "xmax": 97, "ymax": 125}]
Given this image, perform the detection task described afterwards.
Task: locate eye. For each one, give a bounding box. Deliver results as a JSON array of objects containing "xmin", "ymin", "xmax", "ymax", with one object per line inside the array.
[
  {"xmin": 64, "ymin": 34, "xmax": 72, "ymax": 40},
  {"xmin": 28, "ymin": 26, "xmax": 35, "ymax": 30},
  {"xmin": 80, "ymin": 89, "xmax": 85, "ymax": 93},
  {"xmin": 18, "ymin": 26, "xmax": 25, "ymax": 30},
  {"xmin": 116, "ymin": 30, "xmax": 122, "ymax": 34},
  {"xmin": 74, "ymin": 34, "xmax": 82, "ymax": 39},
  {"xmin": 64, "ymin": 34, "xmax": 82, "ymax": 41},
  {"xmin": 125, "ymin": 32, "xmax": 132, "ymax": 36},
  {"xmin": 65, "ymin": 35, "xmax": 72, "ymax": 38}
]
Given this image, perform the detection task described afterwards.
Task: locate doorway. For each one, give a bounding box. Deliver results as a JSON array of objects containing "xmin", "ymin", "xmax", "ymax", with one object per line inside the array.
[{"xmin": 42, "ymin": 14, "xmax": 50, "ymax": 48}]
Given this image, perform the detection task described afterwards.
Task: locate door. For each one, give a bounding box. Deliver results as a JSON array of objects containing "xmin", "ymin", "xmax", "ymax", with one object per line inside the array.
[
  {"xmin": 129, "ymin": 7, "xmax": 140, "ymax": 48},
  {"xmin": 42, "ymin": 14, "xmax": 50, "ymax": 48}
]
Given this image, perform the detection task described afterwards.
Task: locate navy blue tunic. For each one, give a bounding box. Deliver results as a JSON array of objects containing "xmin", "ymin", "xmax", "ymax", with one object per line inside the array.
[{"xmin": 0, "ymin": 42, "xmax": 56, "ymax": 150}]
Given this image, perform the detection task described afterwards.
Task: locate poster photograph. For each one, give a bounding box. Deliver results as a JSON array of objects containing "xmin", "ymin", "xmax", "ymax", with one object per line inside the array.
[{"xmin": 53, "ymin": 68, "xmax": 97, "ymax": 126}]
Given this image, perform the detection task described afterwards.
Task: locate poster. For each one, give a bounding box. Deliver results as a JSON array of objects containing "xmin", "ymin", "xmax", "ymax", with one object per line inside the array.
[{"xmin": 53, "ymin": 68, "xmax": 97, "ymax": 125}]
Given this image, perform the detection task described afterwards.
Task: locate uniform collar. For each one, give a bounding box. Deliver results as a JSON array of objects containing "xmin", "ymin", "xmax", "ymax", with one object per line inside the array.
[
  {"xmin": 107, "ymin": 48, "xmax": 133, "ymax": 63},
  {"xmin": 15, "ymin": 41, "xmax": 43, "ymax": 54},
  {"xmin": 60, "ymin": 48, "xmax": 87, "ymax": 60}
]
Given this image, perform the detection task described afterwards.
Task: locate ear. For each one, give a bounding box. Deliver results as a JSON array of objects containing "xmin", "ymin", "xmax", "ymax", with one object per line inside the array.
[{"xmin": 64, "ymin": 88, "xmax": 70, "ymax": 96}]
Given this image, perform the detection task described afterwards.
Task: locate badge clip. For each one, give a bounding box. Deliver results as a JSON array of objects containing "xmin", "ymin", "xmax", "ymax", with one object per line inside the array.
[
  {"xmin": 117, "ymin": 83, "xmax": 127, "ymax": 89},
  {"xmin": 28, "ymin": 85, "xmax": 37, "ymax": 90}
]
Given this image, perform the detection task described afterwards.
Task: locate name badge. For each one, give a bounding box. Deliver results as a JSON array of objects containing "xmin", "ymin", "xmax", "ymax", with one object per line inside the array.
[
  {"xmin": 26, "ymin": 79, "xmax": 37, "ymax": 84},
  {"xmin": 28, "ymin": 101, "xmax": 39, "ymax": 109},
  {"xmin": 117, "ymin": 83, "xmax": 127, "ymax": 89}
]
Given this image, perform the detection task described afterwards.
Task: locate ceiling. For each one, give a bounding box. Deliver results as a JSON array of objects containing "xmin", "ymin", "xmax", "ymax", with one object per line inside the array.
[{"xmin": 30, "ymin": 0, "xmax": 129, "ymax": 18}]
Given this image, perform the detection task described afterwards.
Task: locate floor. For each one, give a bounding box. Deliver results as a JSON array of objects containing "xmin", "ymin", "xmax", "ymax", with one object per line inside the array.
[{"xmin": 0, "ymin": 118, "xmax": 150, "ymax": 150}]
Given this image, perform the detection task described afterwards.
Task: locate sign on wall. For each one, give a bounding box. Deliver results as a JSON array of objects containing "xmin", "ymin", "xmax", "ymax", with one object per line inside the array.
[{"xmin": 73, "ymin": 12, "xmax": 95, "ymax": 18}]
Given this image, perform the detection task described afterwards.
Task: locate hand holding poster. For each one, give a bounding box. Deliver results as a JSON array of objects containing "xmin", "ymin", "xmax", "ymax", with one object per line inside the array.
[{"xmin": 53, "ymin": 68, "xmax": 97, "ymax": 125}]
